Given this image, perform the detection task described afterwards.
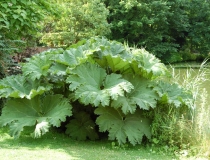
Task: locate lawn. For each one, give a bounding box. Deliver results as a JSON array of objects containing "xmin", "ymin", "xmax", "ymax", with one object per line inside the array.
[{"xmin": 0, "ymin": 127, "xmax": 179, "ymax": 160}]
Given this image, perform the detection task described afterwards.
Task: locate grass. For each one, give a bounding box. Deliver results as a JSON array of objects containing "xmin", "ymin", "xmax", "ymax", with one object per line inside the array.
[{"xmin": 0, "ymin": 127, "xmax": 178, "ymax": 160}]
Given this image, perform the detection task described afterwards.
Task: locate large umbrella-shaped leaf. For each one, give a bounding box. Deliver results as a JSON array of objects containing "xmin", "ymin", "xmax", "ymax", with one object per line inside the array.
[
  {"xmin": 153, "ymin": 81, "xmax": 193, "ymax": 107},
  {"xmin": 131, "ymin": 49, "xmax": 168, "ymax": 78},
  {"xmin": 0, "ymin": 94, "xmax": 72, "ymax": 138},
  {"xmin": 95, "ymin": 107, "xmax": 151, "ymax": 146},
  {"xmin": 111, "ymin": 76, "xmax": 158, "ymax": 114},
  {"xmin": 22, "ymin": 54, "xmax": 53, "ymax": 81},
  {"xmin": 52, "ymin": 47, "xmax": 88, "ymax": 68},
  {"xmin": 66, "ymin": 63, "xmax": 133, "ymax": 106},
  {"xmin": 0, "ymin": 75, "xmax": 52, "ymax": 99}
]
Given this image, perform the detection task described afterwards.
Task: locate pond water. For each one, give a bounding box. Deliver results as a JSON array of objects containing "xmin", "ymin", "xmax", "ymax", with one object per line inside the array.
[{"xmin": 170, "ymin": 62, "xmax": 210, "ymax": 105}]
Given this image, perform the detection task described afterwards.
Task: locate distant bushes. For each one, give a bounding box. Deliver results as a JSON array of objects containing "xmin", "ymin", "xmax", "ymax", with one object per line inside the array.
[
  {"xmin": 40, "ymin": 0, "xmax": 110, "ymax": 47},
  {"xmin": 104, "ymin": 0, "xmax": 210, "ymax": 63}
]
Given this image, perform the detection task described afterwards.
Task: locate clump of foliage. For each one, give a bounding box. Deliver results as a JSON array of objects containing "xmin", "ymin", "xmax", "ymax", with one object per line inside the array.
[
  {"xmin": 151, "ymin": 61, "xmax": 210, "ymax": 157},
  {"xmin": 0, "ymin": 37, "xmax": 192, "ymax": 146},
  {"xmin": 0, "ymin": 35, "xmax": 26, "ymax": 76},
  {"xmin": 105, "ymin": 0, "xmax": 210, "ymax": 62},
  {"xmin": 0, "ymin": 0, "xmax": 57, "ymax": 73},
  {"xmin": 0, "ymin": 0, "xmax": 55, "ymax": 40},
  {"xmin": 40, "ymin": 0, "xmax": 110, "ymax": 47},
  {"xmin": 0, "ymin": 34, "xmax": 25, "ymax": 114}
]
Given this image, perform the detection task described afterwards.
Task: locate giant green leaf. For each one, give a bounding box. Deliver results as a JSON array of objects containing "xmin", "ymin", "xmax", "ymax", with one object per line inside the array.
[
  {"xmin": 52, "ymin": 47, "xmax": 88, "ymax": 67},
  {"xmin": 88, "ymin": 38, "xmax": 133, "ymax": 74},
  {"xmin": 49, "ymin": 63, "xmax": 67, "ymax": 76},
  {"xmin": 153, "ymin": 81, "xmax": 193, "ymax": 107},
  {"xmin": 0, "ymin": 94, "xmax": 72, "ymax": 138},
  {"xmin": 66, "ymin": 63, "xmax": 133, "ymax": 106},
  {"xmin": 68, "ymin": 62, "xmax": 106, "ymax": 89},
  {"xmin": 95, "ymin": 107, "xmax": 151, "ymax": 146},
  {"xmin": 94, "ymin": 55, "xmax": 131, "ymax": 74},
  {"xmin": 80, "ymin": 37, "xmax": 167, "ymax": 78},
  {"xmin": 22, "ymin": 49, "xmax": 64, "ymax": 81},
  {"xmin": 103, "ymin": 73, "xmax": 134, "ymax": 100},
  {"xmin": 85, "ymin": 38, "xmax": 131, "ymax": 73},
  {"xmin": 22, "ymin": 54, "xmax": 52, "ymax": 81},
  {"xmin": 0, "ymin": 75, "xmax": 52, "ymax": 99},
  {"xmin": 65, "ymin": 111, "xmax": 98, "ymax": 140},
  {"xmin": 131, "ymin": 49, "xmax": 168, "ymax": 78},
  {"xmin": 111, "ymin": 76, "xmax": 158, "ymax": 114}
]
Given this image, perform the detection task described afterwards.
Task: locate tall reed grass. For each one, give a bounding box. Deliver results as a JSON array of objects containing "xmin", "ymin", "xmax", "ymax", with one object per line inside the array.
[
  {"xmin": 170, "ymin": 59, "xmax": 210, "ymax": 157},
  {"xmin": 151, "ymin": 60, "xmax": 210, "ymax": 158}
]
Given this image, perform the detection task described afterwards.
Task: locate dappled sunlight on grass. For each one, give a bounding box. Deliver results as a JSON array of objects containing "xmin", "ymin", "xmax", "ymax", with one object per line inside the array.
[
  {"xmin": 0, "ymin": 127, "xmax": 176, "ymax": 160},
  {"xmin": 0, "ymin": 148, "xmax": 79, "ymax": 160},
  {"xmin": 0, "ymin": 127, "xmax": 80, "ymax": 160}
]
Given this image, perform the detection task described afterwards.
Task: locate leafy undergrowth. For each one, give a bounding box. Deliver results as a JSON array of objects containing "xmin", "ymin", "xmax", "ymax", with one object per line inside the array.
[
  {"xmin": 0, "ymin": 37, "xmax": 193, "ymax": 146},
  {"xmin": 0, "ymin": 127, "xmax": 178, "ymax": 160}
]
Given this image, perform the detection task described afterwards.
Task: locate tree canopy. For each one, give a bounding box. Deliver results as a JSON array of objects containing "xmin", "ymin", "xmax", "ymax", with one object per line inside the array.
[{"xmin": 105, "ymin": 0, "xmax": 210, "ymax": 62}]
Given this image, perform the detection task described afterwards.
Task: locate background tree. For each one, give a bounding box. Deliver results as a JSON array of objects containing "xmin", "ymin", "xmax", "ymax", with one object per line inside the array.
[
  {"xmin": 0, "ymin": 0, "xmax": 55, "ymax": 73},
  {"xmin": 0, "ymin": 0, "xmax": 57, "ymax": 70},
  {"xmin": 185, "ymin": 0, "xmax": 210, "ymax": 56},
  {"xmin": 40, "ymin": 0, "xmax": 110, "ymax": 47},
  {"xmin": 105, "ymin": 0, "xmax": 210, "ymax": 62},
  {"xmin": 0, "ymin": 0, "xmax": 54, "ymax": 41}
]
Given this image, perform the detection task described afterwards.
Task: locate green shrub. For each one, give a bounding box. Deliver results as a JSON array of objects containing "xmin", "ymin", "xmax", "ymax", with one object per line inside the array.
[
  {"xmin": 0, "ymin": 0, "xmax": 55, "ymax": 41},
  {"xmin": 0, "ymin": 37, "xmax": 193, "ymax": 146},
  {"xmin": 40, "ymin": 0, "xmax": 110, "ymax": 47},
  {"xmin": 167, "ymin": 53, "xmax": 183, "ymax": 63}
]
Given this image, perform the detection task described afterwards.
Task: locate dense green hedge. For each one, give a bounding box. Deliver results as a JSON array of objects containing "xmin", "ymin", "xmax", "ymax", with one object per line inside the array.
[{"xmin": 105, "ymin": 0, "xmax": 210, "ymax": 62}]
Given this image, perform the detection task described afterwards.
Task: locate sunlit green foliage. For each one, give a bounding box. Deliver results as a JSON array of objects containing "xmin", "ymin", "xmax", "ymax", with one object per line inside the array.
[
  {"xmin": 0, "ymin": 0, "xmax": 55, "ymax": 40},
  {"xmin": 0, "ymin": 75, "xmax": 52, "ymax": 99},
  {"xmin": 0, "ymin": 95, "xmax": 72, "ymax": 138},
  {"xmin": 0, "ymin": 37, "xmax": 192, "ymax": 145},
  {"xmin": 40, "ymin": 0, "xmax": 110, "ymax": 47}
]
